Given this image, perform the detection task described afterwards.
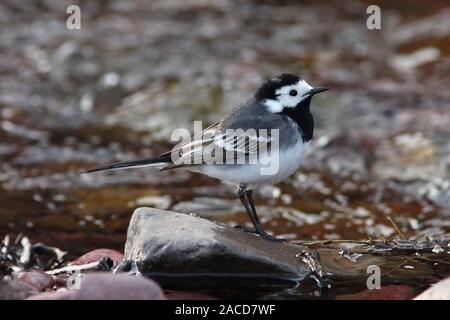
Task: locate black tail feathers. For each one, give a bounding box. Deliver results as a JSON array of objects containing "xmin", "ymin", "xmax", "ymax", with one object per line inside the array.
[{"xmin": 81, "ymin": 155, "xmax": 171, "ymax": 174}]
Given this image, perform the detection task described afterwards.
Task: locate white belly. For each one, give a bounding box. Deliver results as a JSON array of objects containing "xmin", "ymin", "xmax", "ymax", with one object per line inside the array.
[{"xmin": 196, "ymin": 140, "xmax": 310, "ymax": 187}]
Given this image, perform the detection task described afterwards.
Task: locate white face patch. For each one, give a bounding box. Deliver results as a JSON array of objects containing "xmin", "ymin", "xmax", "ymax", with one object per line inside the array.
[{"xmin": 262, "ymin": 80, "xmax": 313, "ymax": 113}]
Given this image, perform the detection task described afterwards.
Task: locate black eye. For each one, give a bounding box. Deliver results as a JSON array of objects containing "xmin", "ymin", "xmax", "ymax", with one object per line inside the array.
[{"xmin": 289, "ymin": 90, "xmax": 298, "ymax": 96}]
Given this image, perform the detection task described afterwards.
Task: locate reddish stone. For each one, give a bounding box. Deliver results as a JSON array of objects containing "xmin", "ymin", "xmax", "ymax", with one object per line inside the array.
[
  {"xmin": 70, "ymin": 249, "xmax": 124, "ymax": 267},
  {"xmin": 0, "ymin": 281, "xmax": 34, "ymax": 300},
  {"xmin": 16, "ymin": 270, "xmax": 54, "ymax": 291},
  {"xmin": 336, "ymin": 285, "xmax": 415, "ymax": 300},
  {"xmin": 28, "ymin": 273, "xmax": 165, "ymax": 300},
  {"xmin": 414, "ymin": 277, "xmax": 450, "ymax": 300},
  {"xmin": 28, "ymin": 289, "xmax": 72, "ymax": 300}
]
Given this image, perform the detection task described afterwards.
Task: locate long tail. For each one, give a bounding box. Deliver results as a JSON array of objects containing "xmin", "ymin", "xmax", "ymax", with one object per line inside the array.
[{"xmin": 82, "ymin": 155, "xmax": 172, "ymax": 174}]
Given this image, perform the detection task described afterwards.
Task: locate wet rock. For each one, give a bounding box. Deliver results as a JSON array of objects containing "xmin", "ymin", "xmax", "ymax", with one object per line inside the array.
[
  {"xmin": 70, "ymin": 249, "xmax": 124, "ymax": 268},
  {"xmin": 0, "ymin": 270, "xmax": 54, "ymax": 300},
  {"xmin": 414, "ymin": 277, "xmax": 450, "ymax": 300},
  {"xmin": 124, "ymin": 207, "xmax": 310, "ymax": 281},
  {"xmin": 336, "ymin": 285, "xmax": 415, "ymax": 300},
  {"xmin": 28, "ymin": 273, "xmax": 165, "ymax": 300}
]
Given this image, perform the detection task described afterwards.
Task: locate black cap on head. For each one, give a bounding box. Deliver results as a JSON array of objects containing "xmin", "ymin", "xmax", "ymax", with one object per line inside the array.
[{"xmin": 255, "ymin": 73, "xmax": 301, "ymax": 101}]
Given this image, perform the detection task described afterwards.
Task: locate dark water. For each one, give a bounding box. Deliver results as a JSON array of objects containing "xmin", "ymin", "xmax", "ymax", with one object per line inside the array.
[{"xmin": 0, "ymin": 0, "xmax": 449, "ymax": 299}]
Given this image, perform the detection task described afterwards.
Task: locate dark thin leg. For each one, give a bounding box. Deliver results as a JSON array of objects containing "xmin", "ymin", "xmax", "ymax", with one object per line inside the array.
[
  {"xmin": 237, "ymin": 184, "xmax": 284, "ymax": 242},
  {"xmin": 233, "ymin": 188, "xmax": 258, "ymax": 233},
  {"xmin": 245, "ymin": 189, "xmax": 260, "ymax": 224}
]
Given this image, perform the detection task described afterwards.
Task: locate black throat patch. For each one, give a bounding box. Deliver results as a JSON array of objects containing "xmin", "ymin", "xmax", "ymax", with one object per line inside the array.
[{"xmin": 280, "ymin": 96, "xmax": 314, "ymax": 142}]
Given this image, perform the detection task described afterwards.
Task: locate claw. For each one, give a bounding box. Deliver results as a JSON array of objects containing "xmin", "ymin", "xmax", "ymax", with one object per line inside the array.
[{"xmin": 255, "ymin": 229, "xmax": 285, "ymax": 242}]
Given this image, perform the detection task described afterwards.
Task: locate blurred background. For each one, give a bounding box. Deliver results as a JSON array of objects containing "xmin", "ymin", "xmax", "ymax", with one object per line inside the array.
[{"xmin": 0, "ymin": 0, "xmax": 449, "ymax": 265}]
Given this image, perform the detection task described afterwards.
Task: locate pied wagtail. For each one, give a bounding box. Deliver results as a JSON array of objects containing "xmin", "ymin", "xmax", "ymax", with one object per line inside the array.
[{"xmin": 84, "ymin": 74, "xmax": 329, "ymax": 242}]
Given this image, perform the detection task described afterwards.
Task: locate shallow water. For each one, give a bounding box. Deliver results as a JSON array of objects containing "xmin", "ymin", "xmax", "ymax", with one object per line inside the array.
[{"xmin": 1, "ymin": 0, "xmax": 449, "ymax": 299}]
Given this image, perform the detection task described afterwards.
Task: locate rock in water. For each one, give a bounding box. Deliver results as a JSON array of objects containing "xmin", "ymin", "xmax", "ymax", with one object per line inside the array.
[{"xmin": 124, "ymin": 207, "xmax": 310, "ymax": 282}]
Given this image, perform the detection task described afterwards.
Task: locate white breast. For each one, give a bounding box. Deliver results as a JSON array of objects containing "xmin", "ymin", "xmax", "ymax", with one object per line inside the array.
[
  {"xmin": 273, "ymin": 139, "xmax": 310, "ymax": 183},
  {"xmin": 196, "ymin": 139, "xmax": 310, "ymax": 187}
]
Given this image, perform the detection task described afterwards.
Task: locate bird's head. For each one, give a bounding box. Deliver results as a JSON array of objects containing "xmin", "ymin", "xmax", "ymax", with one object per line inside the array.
[{"xmin": 255, "ymin": 73, "xmax": 328, "ymax": 113}]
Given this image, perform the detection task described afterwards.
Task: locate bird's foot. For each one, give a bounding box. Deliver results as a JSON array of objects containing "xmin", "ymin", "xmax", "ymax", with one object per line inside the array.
[
  {"xmin": 255, "ymin": 229, "xmax": 285, "ymax": 242},
  {"xmin": 235, "ymin": 224, "xmax": 285, "ymax": 242}
]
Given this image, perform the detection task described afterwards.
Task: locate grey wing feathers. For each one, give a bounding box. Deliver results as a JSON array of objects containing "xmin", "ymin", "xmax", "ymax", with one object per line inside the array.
[{"xmin": 162, "ymin": 123, "xmax": 274, "ymax": 170}]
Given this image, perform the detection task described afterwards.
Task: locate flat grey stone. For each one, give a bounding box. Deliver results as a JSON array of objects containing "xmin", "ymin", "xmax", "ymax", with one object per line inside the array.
[{"xmin": 124, "ymin": 207, "xmax": 310, "ymax": 282}]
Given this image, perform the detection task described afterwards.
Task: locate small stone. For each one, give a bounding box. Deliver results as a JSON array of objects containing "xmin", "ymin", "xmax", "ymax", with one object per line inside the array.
[
  {"xmin": 29, "ymin": 290, "xmax": 72, "ymax": 300},
  {"xmin": 28, "ymin": 273, "xmax": 165, "ymax": 300},
  {"xmin": 414, "ymin": 277, "xmax": 450, "ymax": 300},
  {"xmin": 0, "ymin": 281, "xmax": 34, "ymax": 300},
  {"xmin": 16, "ymin": 270, "xmax": 54, "ymax": 291}
]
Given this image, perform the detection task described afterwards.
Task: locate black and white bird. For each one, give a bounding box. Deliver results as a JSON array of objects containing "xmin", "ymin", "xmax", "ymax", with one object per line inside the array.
[{"xmin": 84, "ymin": 74, "xmax": 328, "ymax": 242}]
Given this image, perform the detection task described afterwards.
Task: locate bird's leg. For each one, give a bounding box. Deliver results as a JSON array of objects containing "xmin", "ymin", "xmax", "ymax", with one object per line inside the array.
[
  {"xmin": 237, "ymin": 184, "xmax": 284, "ymax": 242},
  {"xmin": 236, "ymin": 184, "xmax": 257, "ymax": 233},
  {"xmin": 245, "ymin": 188, "xmax": 285, "ymax": 242},
  {"xmin": 245, "ymin": 189, "xmax": 260, "ymax": 224},
  {"xmin": 234, "ymin": 186, "xmax": 257, "ymax": 233}
]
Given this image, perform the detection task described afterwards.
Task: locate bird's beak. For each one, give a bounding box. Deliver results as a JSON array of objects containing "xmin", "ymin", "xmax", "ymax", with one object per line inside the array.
[{"xmin": 303, "ymin": 87, "xmax": 329, "ymax": 97}]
